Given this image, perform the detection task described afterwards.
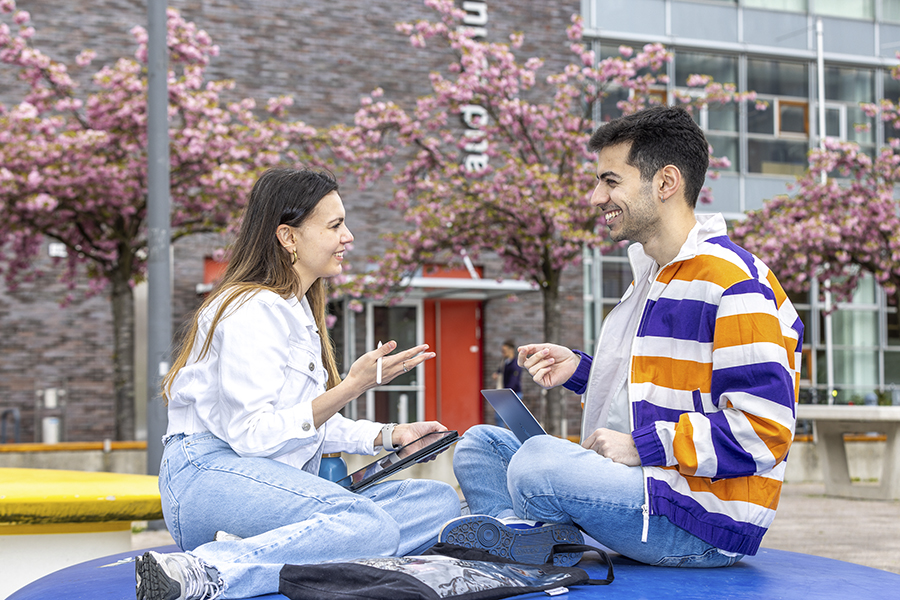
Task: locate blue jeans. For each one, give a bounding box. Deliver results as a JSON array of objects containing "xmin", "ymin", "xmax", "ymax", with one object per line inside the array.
[
  {"xmin": 159, "ymin": 433, "xmax": 461, "ymax": 599},
  {"xmin": 453, "ymin": 425, "xmax": 743, "ymax": 568}
]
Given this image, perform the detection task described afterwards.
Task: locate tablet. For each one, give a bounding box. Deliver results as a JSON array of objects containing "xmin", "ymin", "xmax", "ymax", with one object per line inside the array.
[
  {"xmin": 336, "ymin": 429, "xmax": 460, "ymax": 493},
  {"xmin": 480, "ymin": 388, "xmax": 546, "ymax": 443}
]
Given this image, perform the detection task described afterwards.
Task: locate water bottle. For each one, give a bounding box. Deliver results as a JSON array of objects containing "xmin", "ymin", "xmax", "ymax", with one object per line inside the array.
[{"xmin": 318, "ymin": 452, "xmax": 348, "ymax": 484}]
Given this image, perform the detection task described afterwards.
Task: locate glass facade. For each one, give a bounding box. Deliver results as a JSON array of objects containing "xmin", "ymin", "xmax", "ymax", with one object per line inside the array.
[
  {"xmin": 886, "ymin": 0, "xmax": 900, "ymax": 22},
  {"xmin": 743, "ymin": 0, "xmax": 807, "ymax": 11},
  {"xmin": 583, "ymin": 2, "xmax": 900, "ymax": 405},
  {"xmin": 815, "ymin": 0, "xmax": 874, "ymax": 20}
]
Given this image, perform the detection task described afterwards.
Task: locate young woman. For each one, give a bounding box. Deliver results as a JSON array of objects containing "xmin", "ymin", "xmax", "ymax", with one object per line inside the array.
[{"xmin": 135, "ymin": 168, "xmax": 461, "ymax": 600}]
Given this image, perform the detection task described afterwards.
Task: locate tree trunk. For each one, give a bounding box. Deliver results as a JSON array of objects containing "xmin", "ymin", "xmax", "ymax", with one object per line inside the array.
[
  {"xmin": 109, "ymin": 268, "xmax": 136, "ymax": 440},
  {"xmin": 541, "ymin": 277, "xmax": 563, "ymax": 436}
]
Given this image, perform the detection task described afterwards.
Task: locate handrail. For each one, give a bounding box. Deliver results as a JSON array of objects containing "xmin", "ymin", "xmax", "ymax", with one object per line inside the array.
[{"xmin": 0, "ymin": 440, "xmax": 147, "ymax": 452}]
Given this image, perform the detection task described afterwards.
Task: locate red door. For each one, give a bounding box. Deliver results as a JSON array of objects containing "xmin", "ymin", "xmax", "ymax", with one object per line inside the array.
[{"xmin": 423, "ymin": 299, "xmax": 483, "ymax": 434}]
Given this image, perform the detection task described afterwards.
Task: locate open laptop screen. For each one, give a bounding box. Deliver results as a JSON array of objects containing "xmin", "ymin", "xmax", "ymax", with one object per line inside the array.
[{"xmin": 480, "ymin": 388, "xmax": 546, "ymax": 443}]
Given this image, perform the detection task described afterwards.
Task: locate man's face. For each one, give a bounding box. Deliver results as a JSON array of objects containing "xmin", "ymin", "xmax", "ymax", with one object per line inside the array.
[{"xmin": 589, "ymin": 143, "xmax": 661, "ymax": 244}]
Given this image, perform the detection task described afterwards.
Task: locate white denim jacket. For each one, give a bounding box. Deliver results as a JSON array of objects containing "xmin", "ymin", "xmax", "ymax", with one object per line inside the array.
[{"xmin": 166, "ymin": 289, "xmax": 382, "ymax": 474}]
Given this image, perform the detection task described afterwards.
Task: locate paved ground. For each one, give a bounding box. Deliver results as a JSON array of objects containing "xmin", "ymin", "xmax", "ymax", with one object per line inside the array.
[
  {"xmin": 132, "ymin": 482, "xmax": 900, "ymax": 575},
  {"xmin": 761, "ymin": 482, "xmax": 900, "ymax": 574}
]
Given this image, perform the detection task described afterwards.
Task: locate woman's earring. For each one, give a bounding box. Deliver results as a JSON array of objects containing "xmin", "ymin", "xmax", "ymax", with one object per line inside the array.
[{"xmin": 291, "ymin": 248, "xmax": 298, "ymax": 264}]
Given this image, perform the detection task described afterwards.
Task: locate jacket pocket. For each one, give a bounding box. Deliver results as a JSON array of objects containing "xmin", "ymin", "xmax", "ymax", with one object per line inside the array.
[{"xmin": 280, "ymin": 343, "xmax": 325, "ymax": 408}]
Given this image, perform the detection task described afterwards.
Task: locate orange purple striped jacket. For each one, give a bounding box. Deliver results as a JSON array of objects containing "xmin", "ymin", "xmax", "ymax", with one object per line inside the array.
[{"xmin": 577, "ymin": 214, "xmax": 803, "ymax": 555}]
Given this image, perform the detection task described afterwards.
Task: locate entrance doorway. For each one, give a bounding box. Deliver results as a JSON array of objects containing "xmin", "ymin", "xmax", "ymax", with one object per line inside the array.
[
  {"xmin": 424, "ymin": 299, "xmax": 483, "ymax": 433},
  {"xmin": 350, "ymin": 298, "xmax": 485, "ymax": 434}
]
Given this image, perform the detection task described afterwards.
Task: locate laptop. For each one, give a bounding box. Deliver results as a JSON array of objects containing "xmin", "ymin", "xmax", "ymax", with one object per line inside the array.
[
  {"xmin": 480, "ymin": 388, "xmax": 546, "ymax": 443},
  {"xmin": 336, "ymin": 429, "xmax": 460, "ymax": 493}
]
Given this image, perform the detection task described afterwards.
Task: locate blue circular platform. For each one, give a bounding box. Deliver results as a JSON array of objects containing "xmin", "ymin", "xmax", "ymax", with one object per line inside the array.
[{"xmin": 9, "ymin": 544, "xmax": 900, "ymax": 600}]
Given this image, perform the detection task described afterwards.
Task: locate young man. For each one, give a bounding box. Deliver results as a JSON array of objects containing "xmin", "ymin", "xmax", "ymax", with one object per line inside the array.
[{"xmin": 441, "ymin": 106, "xmax": 804, "ymax": 568}]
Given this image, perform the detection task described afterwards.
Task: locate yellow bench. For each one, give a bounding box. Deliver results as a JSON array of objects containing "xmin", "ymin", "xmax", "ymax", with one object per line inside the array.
[{"xmin": 0, "ymin": 468, "xmax": 163, "ymax": 598}]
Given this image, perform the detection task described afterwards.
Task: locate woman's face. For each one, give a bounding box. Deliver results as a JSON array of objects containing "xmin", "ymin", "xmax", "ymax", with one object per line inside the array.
[{"xmin": 290, "ymin": 191, "xmax": 354, "ymax": 287}]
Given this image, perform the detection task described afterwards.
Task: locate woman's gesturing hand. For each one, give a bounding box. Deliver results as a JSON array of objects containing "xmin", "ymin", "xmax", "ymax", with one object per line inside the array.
[{"xmin": 346, "ymin": 341, "xmax": 436, "ymax": 392}]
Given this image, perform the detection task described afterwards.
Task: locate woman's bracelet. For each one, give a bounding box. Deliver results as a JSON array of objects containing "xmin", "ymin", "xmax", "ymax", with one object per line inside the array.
[{"xmin": 381, "ymin": 422, "xmax": 397, "ymax": 452}]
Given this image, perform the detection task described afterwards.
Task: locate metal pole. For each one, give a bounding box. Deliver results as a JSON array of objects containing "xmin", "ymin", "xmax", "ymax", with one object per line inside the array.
[
  {"xmin": 146, "ymin": 0, "xmax": 172, "ymax": 477},
  {"xmin": 816, "ymin": 19, "xmax": 827, "ymax": 170},
  {"xmin": 817, "ymin": 18, "xmax": 835, "ymax": 404}
]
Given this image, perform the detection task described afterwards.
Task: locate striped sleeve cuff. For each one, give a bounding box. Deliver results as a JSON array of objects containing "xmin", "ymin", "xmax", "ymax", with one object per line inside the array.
[
  {"xmin": 632, "ymin": 424, "xmax": 667, "ymax": 467},
  {"xmin": 563, "ymin": 350, "xmax": 592, "ymax": 395}
]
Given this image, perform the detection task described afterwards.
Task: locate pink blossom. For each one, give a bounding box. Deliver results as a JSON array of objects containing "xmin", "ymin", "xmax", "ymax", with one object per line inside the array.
[
  {"xmin": 75, "ymin": 49, "xmax": 95, "ymax": 67},
  {"xmin": 0, "ymin": 4, "xmax": 331, "ymax": 438}
]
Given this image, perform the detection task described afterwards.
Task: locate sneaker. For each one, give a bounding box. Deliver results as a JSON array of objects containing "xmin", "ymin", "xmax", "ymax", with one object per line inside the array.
[
  {"xmin": 214, "ymin": 531, "xmax": 243, "ymax": 542},
  {"xmin": 135, "ymin": 551, "xmax": 223, "ymax": 600},
  {"xmin": 439, "ymin": 515, "xmax": 584, "ymax": 567}
]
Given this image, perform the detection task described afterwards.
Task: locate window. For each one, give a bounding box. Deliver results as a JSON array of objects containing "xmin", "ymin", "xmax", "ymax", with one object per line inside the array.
[
  {"xmin": 742, "ymin": 0, "xmax": 807, "ymax": 12},
  {"xmin": 596, "ymin": 44, "xmax": 668, "ymax": 123},
  {"xmin": 884, "ymin": 351, "xmax": 900, "ymax": 384},
  {"xmin": 370, "ymin": 305, "xmax": 421, "ymax": 423},
  {"xmin": 327, "ymin": 301, "xmax": 346, "ymax": 376},
  {"xmin": 676, "ymin": 52, "xmax": 740, "ymax": 171},
  {"xmin": 748, "ymin": 59, "xmax": 807, "ymax": 97},
  {"xmin": 675, "ymin": 52, "xmax": 738, "ymax": 88},
  {"xmin": 346, "ymin": 303, "xmax": 426, "ymax": 424},
  {"xmin": 599, "ymin": 88, "xmax": 629, "ymax": 123},
  {"xmin": 779, "ymin": 100, "xmax": 809, "ymax": 136},
  {"xmin": 814, "ymin": 0, "xmax": 873, "ymax": 20},
  {"xmin": 886, "ymin": 0, "xmax": 900, "ymax": 23},
  {"xmin": 821, "ymin": 65, "xmax": 875, "ymax": 147},
  {"xmin": 884, "ymin": 69, "xmax": 900, "ymax": 141},
  {"xmin": 747, "ymin": 58, "xmax": 810, "ymax": 175},
  {"xmin": 888, "ymin": 305, "xmax": 900, "ymax": 346}
]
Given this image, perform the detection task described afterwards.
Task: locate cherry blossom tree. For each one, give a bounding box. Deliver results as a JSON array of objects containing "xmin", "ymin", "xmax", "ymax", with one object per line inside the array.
[
  {"xmin": 328, "ymin": 0, "xmax": 754, "ymax": 433},
  {"xmin": 0, "ymin": 2, "xmax": 321, "ymax": 439},
  {"xmin": 734, "ymin": 64, "xmax": 900, "ymax": 311}
]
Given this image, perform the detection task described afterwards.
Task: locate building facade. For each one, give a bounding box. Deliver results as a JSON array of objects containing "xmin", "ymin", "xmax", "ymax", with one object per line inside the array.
[
  {"xmin": 0, "ymin": 0, "xmax": 587, "ymax": 443},
  {"xmin": 4, "ymin": 0, "xmax": 898, "ymax": 446},
  {"xmin": 581, "ymin": 0, "xmax": 900, "ymax": 405}
]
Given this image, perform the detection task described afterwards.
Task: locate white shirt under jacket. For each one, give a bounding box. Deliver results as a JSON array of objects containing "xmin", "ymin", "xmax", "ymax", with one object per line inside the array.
[{"xmin": 165, "ymin": 289, "xmax": 382, "ymax": 475}]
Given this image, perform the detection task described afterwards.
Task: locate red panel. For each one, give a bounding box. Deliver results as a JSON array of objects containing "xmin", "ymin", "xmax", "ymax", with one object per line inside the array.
[
  {"xmin": 423, "ymin": 301, "xmax": 438, "ymax": 422},
  {"xmin": 422, "ymin": 264, "xmax": 484, "ymax": 278},
  {"xmin": 424, "ymin": 299, "xmax": 483, "ymax": 434},
  {"xmin": 203, "ymin": 257, "xmax": 228, "ymax": 285}
]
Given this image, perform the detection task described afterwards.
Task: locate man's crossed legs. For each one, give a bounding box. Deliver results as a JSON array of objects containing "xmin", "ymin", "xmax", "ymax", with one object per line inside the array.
[{"xmin": 449, "ymin": 425, "xmax": 741, "ymax": 568}]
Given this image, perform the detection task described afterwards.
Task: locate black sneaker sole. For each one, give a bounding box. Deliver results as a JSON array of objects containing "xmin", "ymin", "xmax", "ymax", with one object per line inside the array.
[
  {"xmin": 439, "ymin": 515, "xmax": 584, "ymax": 567},
  {"xmin": 136, "ymin": 552, "xmax": 182, "ymax": 600}
]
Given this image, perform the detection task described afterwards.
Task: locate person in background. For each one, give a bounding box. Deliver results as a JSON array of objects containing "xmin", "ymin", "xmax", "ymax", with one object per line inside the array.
[
  {"xmin": 489, "ymin": 340, "xmax": 522, "ymax": 427},
  {"xmin": 492, "ymin": 339, "xmax": 523, "ymax": 395},
  {"xmin": 136, "ymin": 168, "xmax": 460, "ymax": 600}
]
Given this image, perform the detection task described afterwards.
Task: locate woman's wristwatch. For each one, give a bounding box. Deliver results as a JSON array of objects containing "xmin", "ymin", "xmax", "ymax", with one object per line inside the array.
[{"xmin": 381, "ymin": 422, "xmax": 397, "ymax": 452}]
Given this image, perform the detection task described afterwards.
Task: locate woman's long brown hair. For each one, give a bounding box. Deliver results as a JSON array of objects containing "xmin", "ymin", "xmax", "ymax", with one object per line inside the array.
[{"xmin": 162, "ymin": 168, "xmax": 342, "ymax": 401}]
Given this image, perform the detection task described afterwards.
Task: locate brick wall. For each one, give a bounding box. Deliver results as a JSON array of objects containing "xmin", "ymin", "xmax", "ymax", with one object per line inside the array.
[{"xmin": 1, "ymin": 0, "xmax": 585, "ymax": 440}]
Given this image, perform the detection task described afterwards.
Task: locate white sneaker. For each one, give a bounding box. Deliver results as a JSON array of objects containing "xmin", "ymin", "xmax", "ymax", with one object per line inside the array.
[
  {"xmin": 439, "ymin": 515, "xmax": 584, "ymax": 566},
  {"xmin": 214, "ymin": 530, "xmax": 243, "ymax": 542},
  {"xmin": 135, "ymin": 551, "xmax": 223, "ymax": 600}
]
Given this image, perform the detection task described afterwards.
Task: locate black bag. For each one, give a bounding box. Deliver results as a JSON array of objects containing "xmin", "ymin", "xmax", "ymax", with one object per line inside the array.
[{"xmin": 279, "ymin": 542, "xmax": 614, "ymax": 600}]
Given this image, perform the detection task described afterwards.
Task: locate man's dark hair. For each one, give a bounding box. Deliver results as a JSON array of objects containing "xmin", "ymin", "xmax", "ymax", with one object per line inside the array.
[{"xmin": 587, "ymin": 106, "xmax": 709, "ymax": 208}]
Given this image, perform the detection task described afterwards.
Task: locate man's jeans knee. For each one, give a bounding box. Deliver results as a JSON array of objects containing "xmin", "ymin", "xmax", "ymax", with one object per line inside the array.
[{"xmin": 453, "ymin": 425, "xmax": 521, "ymax": 518}]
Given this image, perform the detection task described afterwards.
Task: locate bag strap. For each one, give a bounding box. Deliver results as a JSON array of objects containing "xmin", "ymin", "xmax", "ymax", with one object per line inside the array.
[{"xmin": 550, "ymin": 544, "xmax": 614, "ymax": 585}]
